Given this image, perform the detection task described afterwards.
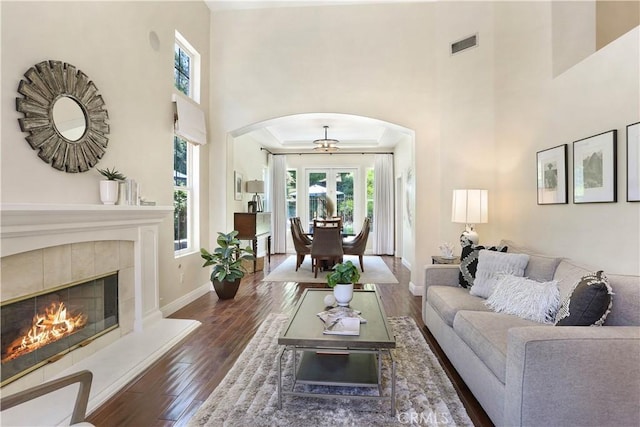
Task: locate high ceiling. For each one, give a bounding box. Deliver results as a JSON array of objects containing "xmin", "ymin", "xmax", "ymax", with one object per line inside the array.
[
  {"xmin": 231, "ymin": 113, "xmax": 412, "ymax": 153},
  {"xmin": 208, "ymin": 1, "xmax": 415, "ymax": 153}
]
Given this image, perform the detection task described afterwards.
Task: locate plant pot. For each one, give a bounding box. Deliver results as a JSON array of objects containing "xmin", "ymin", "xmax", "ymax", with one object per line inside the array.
[
  {"xmin": 99, "ymin": 180, "xmax": 119, "ymax": 205},
  {"xmin": 212, "ymin": 278, "xmax": 241, "ymax": 300},
  {"xmin": 333, "ymin": 283, "xmax": 353, "ymax": 307}
]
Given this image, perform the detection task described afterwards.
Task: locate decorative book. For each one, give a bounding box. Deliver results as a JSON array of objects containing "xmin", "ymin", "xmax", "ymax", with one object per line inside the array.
[{"xmin": 322, "ymin": 317, "xmax": 360, "ymax": 336}]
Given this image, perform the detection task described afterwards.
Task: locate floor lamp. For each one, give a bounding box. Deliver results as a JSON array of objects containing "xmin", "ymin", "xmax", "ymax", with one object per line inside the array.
[{"xmin": 451, "ymin": 189, "xmax": 488, "ymax": 246}]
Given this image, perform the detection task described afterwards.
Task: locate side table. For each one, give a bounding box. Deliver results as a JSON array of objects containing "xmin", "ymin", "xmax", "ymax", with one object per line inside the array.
[{"xmin": 431, "ymin": 255, "xmax": 460, "ymax": 265}]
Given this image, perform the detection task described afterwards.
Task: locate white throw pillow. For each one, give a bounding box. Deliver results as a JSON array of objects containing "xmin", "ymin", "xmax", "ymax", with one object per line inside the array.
[
  {"xmin": 470, "ymin": 250, "xmax": 530, "ymax": 298},
  {"xmin": 485, "ymin": 274, "xmax": 560, "ymax": 323}
]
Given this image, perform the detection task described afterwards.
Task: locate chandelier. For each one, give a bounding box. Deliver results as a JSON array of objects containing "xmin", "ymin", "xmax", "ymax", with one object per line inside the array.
[{"xmin": 313, "ymin": 125, "xmax": 339, "ymax": 152}]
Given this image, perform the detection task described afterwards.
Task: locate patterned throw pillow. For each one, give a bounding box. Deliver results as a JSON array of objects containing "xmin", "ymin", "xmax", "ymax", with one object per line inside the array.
[
  {"xmin": 458, "ymin": 243, "xmax": 508, "ymax": 288},
  {"xmin": 555, "ymin": 271, "xmax": 613, "ymax": 326}
]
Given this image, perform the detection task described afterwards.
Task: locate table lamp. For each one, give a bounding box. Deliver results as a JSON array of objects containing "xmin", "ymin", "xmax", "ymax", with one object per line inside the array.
[
  {"xmin": 246, "ymin": 180, "xmax": 265, "ymax": 212},
  {"xmin": 451, "ymin": 189, "xmax": 488, "ymax": 245}
]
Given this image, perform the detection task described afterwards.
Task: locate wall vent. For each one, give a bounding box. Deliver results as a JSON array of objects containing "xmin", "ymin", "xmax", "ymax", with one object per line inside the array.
[{"xmin": 451, "ymin": 34, "xmax": 478, "ymax": 55}]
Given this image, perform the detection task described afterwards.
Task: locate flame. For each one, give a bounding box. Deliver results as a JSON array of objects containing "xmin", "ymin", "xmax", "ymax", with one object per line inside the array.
[{"xmin": 1, "ymin": 302, "xmax": 88, "ymax": 363}]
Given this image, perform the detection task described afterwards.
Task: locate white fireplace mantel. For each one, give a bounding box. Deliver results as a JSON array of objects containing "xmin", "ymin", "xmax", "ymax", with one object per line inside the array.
[{"xmin": 0, "ymin": 203, "xmax": 201, "ymax": 425}]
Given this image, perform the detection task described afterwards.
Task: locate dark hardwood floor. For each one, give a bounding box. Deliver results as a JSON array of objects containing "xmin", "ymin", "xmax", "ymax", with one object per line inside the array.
[{"xmin": 88, "ymin": 255, "xmax": 492, "ymax": 426}]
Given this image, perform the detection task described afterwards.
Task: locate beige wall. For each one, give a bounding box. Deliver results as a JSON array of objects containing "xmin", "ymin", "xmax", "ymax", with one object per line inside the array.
[
  {"xmin": 209, "ymin": 3, "xmax": 439, "ymax": 289},
  {"xmin": 494, "ymin": 2, "xmax": 639, "ymax": 274},
  {"xmin": 1, "ymin": 1, "xmax": 212, "ymax": 311}
]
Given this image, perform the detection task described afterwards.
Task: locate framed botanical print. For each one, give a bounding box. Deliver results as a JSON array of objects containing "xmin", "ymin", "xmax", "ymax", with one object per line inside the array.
[
  {"xmin": 627, "ymin": 122, "xmax": 640, "ymax": 202},
  {"xmin": 234, "ymin": 171, "xmax": 243, "ymax": 201},
  {"xmin": 573, "ymin": 130, "xmax": 617, "ymax": 204},
  {"xmin": 536, "ymin": 144, "xmax": 568, "ymax": 204}
]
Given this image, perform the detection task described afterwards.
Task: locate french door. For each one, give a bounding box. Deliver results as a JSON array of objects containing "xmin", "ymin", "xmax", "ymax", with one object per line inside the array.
[{"xmin": 305, "ymin": 169, "xmax": 356, "ymax": 235}]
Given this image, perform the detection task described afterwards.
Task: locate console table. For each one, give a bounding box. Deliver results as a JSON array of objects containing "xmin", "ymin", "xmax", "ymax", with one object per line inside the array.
[{"xmin": 234, "ymin": 212, "xmax": 271, "ymax": 272}]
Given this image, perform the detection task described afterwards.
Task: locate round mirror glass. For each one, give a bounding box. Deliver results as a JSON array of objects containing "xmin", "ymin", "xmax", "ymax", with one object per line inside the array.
[{"xmin": 52, "ymin": 96, "xmax": 86, "ymax": 141}]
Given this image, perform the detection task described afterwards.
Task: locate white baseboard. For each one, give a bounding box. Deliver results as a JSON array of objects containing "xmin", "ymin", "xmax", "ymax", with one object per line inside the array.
[
  {"xmin": 409, "ymin": 281, "xmax": 423, "ymax": 296},
  {"xmin": 160, "ymin": 281, "xmax": 212, "ymax": 317},
  {"xmin": 401, "ymin": 257, "xmax": 411, "ymax": 269}
]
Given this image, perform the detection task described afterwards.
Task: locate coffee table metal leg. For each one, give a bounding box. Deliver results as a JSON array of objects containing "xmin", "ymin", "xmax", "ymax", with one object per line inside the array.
[
  {"xmin": 277, "ymin": 346, "xmax": 286, "ymax": 409},
  {"xmin": 390, "ymin": 349, "xmax": 396, "ymax": 416}
]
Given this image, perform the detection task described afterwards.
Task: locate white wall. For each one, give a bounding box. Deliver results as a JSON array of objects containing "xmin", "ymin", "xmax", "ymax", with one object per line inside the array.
[
  {"xmin": 494, "ymin": 2, "xmax": 640, "ymax": 275},
  {"xmin": 1, "ymin": 1, "xmax": 212, "ymax": 310},
  {"xmin": 393, "ymin": 134, "xmax": 414, "ymax": 267},
  {"xmin": 209, "ymin": 3, "xmax": 438, "ymax": 289}
]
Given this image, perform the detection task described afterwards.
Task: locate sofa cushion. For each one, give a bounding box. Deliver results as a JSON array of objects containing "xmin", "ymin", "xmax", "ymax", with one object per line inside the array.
[
  {"xmin": 553, "ymin": 259, "xmax": 640, "ymax": 326},
  {"xmin": 555, "ymin": 271, "xmax": 613, "ymax": 326},
  {"xmin": 459, "ymin": 244, "xmax": 508, "ymax": 288},
  {"xmin": 485, "ymin": 275, "xmax": 560, "ymax": 323},
  {"xmin": 453, "ymin": 310, "xmax": 545, "ymax": 384},
  {"xmin": 470, "ymin": 251, "xmax": 530, "ymax": 298},
  {"xmin": 426, "ymin": 286, "xmax": 491, "ymax": 327},
  {"xmin": 499, "ymin": 239, "xmax": 562, "ymax": 282}
]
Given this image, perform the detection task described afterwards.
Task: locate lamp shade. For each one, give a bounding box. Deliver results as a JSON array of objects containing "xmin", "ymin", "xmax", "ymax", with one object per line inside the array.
[
  {"xmin": 246, "ymin": 180, "xmax": 264, "ymax": 194},
  {"xmin": 451, "ymin": 189, "xmax": 488, "ymax": 224}
]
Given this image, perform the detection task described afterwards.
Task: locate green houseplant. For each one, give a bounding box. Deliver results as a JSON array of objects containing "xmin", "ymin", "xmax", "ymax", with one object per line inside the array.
[
  {"xmin": 327, "ymin": 260, "xmax": 361, "ymax": 306},
  {"xmin": 96, "ymin": 167, "xmax": 126, "ymax": 205},
  {"xmin": 200, "ymin": 230, "xmax": 255, "ymax": 300}
]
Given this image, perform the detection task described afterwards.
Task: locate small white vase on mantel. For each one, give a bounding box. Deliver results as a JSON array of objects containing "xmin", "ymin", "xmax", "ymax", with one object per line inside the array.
[
  {"xmin": 333, "ymin": 283, "xmax": 354, "ymax": 307},
  {"xmin": 99, "ymin": 180, "xmax": 119, "ymax": 205}
]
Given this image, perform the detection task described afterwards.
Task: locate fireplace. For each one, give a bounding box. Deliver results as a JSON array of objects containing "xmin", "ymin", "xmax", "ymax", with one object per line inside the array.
[{"xmin": 1, "ymin": 273, "xmax": 119, "ymax": 386}]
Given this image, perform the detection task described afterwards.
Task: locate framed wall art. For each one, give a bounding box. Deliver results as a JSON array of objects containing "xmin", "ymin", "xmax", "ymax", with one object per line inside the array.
[
  {"xmin": 627, "ymin": 122, "xmax": 640, "ymax": 202},
  {"xmin": 536, "ymin": 144, "xmax": 568, "ymax": 204},
  {"xmin": 573, "ymin": 130, "xmax": 617, "ymax": 204},
  {"xmin": 234, "ymin": 171, "xmax": 243, "ymax": 201}
]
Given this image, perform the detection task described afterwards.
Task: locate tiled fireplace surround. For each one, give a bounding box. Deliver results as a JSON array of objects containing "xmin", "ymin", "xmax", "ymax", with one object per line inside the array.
[{"xmin": 0, "ymin": 204, "xmax": 201, "ymax": 425}]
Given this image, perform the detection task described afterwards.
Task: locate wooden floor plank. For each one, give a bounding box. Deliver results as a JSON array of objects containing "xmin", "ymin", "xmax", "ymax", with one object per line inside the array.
[{"xmin": 87, "ymin": 255, "xmax": 492, "ymax": 427}]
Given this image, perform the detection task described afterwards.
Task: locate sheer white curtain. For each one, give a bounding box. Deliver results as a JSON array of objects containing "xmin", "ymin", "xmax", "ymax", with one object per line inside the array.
[
  {"xmin": 270, "ymin": 154, "xmax": 287, "ymax": 253},
  {"xmin": 373, "ymin": 154, "xmax": 394, "ymax": 255}
]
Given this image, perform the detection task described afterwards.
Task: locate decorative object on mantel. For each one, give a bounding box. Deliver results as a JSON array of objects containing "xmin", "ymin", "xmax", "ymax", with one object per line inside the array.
[
  {"xmin": 245, "ymin": 180, "xmax": 264, "ymax": 212},
  {"xmin": 627, "ymin": 122, "xmax": 640, "ymax": 202},
  {"xmin": 97, "ymin": 167, "xmax": 126, "ymax": 205},
  {"xmin": 16, "ymin": 60, "xmax": 110, "ymax": 173},
  {"xmin": 200, "ymin": 230, "xmax": 255, "ymax": 300},
  {"xmin": 573, "ymin": 130, "xmax": 617, "ymax": 204},
  {"xmin": 536, "ymin": 144, "xmax": 568, "ymax": 205},
  {"xmin": 451, "ymin": 189, "xmax": 488, "ymax": 245},
  {"xmin": 326, "ymin": 260, "xmax": 361, "ymax": 307}
]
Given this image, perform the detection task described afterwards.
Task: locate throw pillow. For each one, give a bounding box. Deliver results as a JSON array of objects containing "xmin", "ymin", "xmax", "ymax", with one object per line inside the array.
[
  {"xmin": 470, "ymin": 250, "xmax": 530, "ymax": 298},
  {"xmin": 555, "ymin": 271, "xmax": 613, "ymax": 326},
  {"xmin": 485, "ymin": 274, "xmax": 560, "ymax": 323},
  {"xmin": 458, "ymin": 243, "xmax": 508, "ymax": 288}
]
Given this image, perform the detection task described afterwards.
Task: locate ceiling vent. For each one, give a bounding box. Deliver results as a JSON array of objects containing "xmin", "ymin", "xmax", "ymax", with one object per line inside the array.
[{"xmin": 451, "ymin": 34, "xmax": 478, "ymax": 55}]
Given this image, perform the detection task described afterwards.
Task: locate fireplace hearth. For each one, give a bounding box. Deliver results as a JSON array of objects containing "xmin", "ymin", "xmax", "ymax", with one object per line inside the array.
[{"xmin": 1, "ymin": 273, "xmax": 118, "ymax": 386}]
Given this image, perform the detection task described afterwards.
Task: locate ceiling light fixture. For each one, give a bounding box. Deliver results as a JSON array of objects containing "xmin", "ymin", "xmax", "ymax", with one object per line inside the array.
[{"xmin": 313, "ymin": 125, "xmax": 339, "ymax": 152}]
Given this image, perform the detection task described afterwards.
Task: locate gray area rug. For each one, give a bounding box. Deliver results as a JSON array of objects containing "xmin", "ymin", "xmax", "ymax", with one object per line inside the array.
[
  {"xmin": 188, "ymin": 314, "xmax": 472, "ymax": 426},
  {"xmin": 262, "ymin": 255, "xmax": 399, "ymax": 284}
]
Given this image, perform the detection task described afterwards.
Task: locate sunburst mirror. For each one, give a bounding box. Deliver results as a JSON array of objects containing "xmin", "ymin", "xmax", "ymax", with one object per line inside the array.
[{"xmin": 16, "ymin": 60, "xmax": 110, "ymax": 173}]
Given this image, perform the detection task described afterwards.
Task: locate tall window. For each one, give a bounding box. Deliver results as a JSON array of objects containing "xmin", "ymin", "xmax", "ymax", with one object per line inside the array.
[
  {"xmin": 173, "ymin": 31, "xmax": 200, "ymax": 255},
  {"xmin": 366, "ymin": 168, "xmax": 375, "ymax": 231},
  {"xmin": 286, "ymin": 169, "xmax": 297, "ymax": 220}
]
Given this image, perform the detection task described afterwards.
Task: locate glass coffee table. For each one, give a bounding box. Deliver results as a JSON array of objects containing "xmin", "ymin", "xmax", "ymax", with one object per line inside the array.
[{"xmin": 277, "ymin": 288, "xmax": 397, "ymax": 415}]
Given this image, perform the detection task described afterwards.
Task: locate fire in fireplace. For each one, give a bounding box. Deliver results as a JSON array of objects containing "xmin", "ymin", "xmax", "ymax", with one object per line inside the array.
[{"xmin": 1, "ymin": 273, "xmax": 119, "ymax": 386}]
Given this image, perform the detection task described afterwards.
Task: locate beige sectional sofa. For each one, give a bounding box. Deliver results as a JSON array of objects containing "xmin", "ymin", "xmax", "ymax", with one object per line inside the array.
[{"xmin": 422, "ymin": 241, "xmax": 640, "ymax": 427}]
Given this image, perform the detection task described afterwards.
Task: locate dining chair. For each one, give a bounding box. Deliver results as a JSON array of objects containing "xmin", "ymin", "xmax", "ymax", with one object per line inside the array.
[
  {"xmin": 313, "ymin": 217, "xmax": 342, "ymax": 230},
  {"xmin": 342, "ymin": 217, "xmax": 371, "ymax": 272},
  {"xmin": 290, "ymin": 218, "xmax": 311, "ymax": 271},
  {"xmin": 311, "ymin": 226, "xmax": 344, "ymax": 278}
]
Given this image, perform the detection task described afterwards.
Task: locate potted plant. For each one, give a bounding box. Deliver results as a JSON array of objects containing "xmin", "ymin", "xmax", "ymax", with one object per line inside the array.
[
  {"xmin": 200, "ymin": 230, "xmax": 255, "ymax": 300},
  {"xmin": 326, "ymin": 260, "xmax": 361, "ymax": 306},
  {"xmin": 97, "ymin": 167, "xmax": 126, "ymax": 205}
]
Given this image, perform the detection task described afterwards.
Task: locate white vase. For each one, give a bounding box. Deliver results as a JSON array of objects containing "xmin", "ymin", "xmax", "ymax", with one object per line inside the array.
[
  {"xmin": 99, "ymin": 180, "xmax": 119, "ymax": 205},
  {"xmin": 333, "ymin": 283, "xmax": 353, "ymax": 307}
]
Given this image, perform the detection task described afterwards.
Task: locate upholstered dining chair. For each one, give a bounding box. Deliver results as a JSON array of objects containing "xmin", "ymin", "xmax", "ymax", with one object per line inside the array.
[
  {"xmin": 313, "ymin": 217, "xmax": 342, "ymax": 231},
  {"xmin": 311, "ymin": 226, "xmax": 344, "ymax": 278},
  {"xmin": 290, "ymin": 218, "xmax": 311, "ymax": 271},
  {"xmin": 342, "ymin": 217, "xmax": 371, "ymax": 272}
]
